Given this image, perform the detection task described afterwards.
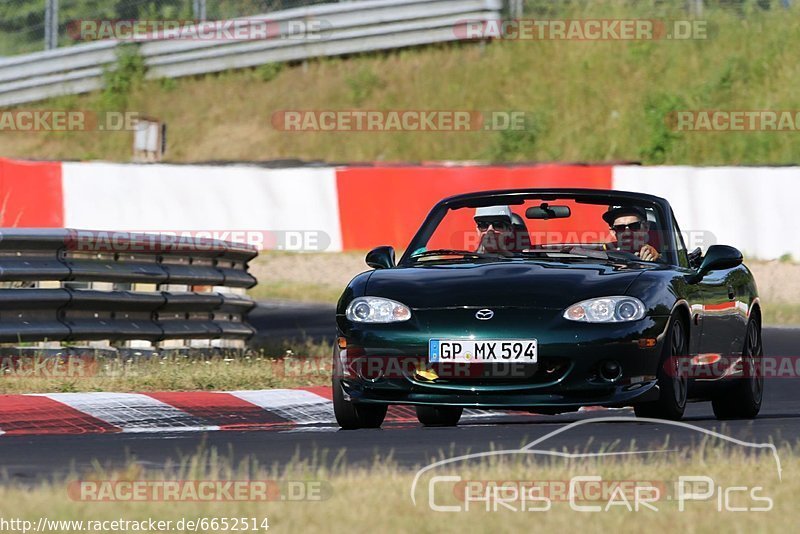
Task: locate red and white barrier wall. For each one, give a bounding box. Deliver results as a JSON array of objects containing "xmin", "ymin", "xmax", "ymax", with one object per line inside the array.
[{"xmin": 0, "ymin": 157, "xmax": 797, "ymax": 259}]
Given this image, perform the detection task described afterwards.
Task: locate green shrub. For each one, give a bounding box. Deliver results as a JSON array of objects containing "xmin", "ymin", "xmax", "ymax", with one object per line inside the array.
[
  {"xmin": 101, "ymin": 44, "xmax": 147, "ymax": 110},
  {"xmin": 346, "ymin": 66, "xmax": 384, "ymax": 105}
]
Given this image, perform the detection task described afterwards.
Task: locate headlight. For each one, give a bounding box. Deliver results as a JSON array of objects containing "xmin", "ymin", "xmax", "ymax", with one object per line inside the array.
[
  {"xmin": 563, "ymin": 296, "xmax": 646, "ymax": 323},
  {"xmin": 345, "ymin": 297, "xmax": 412, "ymax": 323}
]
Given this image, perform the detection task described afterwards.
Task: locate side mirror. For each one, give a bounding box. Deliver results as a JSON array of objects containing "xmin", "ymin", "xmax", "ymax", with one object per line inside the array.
[
  {"xmin": 366, "ymin": 246, "xmax": 395, "ymax": 269},
  {"xmin": 687, "ymin": 245, "xmax": 742, "ymax": 282}
]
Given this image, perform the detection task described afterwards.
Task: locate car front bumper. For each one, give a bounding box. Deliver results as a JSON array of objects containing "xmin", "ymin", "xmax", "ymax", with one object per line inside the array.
[{"xmin": 334, "ymin": 309, "xmax": 672, "ymax": 410}]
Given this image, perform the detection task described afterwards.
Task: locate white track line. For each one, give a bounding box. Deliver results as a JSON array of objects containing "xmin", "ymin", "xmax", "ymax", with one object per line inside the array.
[
  {"xmin": 39, "ymin": 392, "xmax": 219, "ymax": 432},
  {"xmin": 230, "ymin": 389, "xmax": 335, "ymax": 425}
]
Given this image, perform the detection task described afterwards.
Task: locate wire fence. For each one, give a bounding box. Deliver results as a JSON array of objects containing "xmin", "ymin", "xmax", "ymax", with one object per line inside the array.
[
  {"xmin": 508, "ymin": 0, "xmax": 792, "ymax": 18},
  {"xmin": 0, "ymin": 0, "xmax": 349, "ymax": 57},
  {"xmin": 1, "ymin": 0, "xmax": 793, "ymax": 58}
]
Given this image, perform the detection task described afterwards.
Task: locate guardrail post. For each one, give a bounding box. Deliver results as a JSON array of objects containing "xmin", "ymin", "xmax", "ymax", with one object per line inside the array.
[
  {"xmin": 44, "ymin": 0, "xmax": 59, "ymax": 51},
  {"xmin": 193, "ymin": 0, "xmax": 207, "ymax": 22}
]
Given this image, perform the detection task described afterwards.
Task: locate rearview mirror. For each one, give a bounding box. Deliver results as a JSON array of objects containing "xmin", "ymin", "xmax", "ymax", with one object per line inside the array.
[
  {"xmin": 366, "ymin": 246, "xmax": 395, "ymax": 269},
  {"xmin": 526, "ymin": 203, "xmax": 571, "ymax": 220},
  {"xmin": 687, "ymin": 245, "xmax": 742, "ymax": 282}
]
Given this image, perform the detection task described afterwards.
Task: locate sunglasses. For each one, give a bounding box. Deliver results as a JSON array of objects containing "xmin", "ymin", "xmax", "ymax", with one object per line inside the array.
[
  {"xmin": 612, "ymin": 221, "xmax": 644, "ymax": 233},
  {"xmin": 476, "ymin": 219, "xmax": 511, "ymax": 231}
]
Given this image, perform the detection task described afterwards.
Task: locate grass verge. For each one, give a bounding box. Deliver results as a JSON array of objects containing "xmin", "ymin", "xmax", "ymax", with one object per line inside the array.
[
  {"xmin": 0, "ymin": 443, "xmax": 793, "ymax": 532},
  {"xmin": 0, "ymin": 345, "xmax": 331, "ymax": 395},
  {"xmin": 762, "ymin": 303, "xmax": 800, "ymax": 328},
  {"xmin": 246, "ymin": 250, "xmax": 368, "ymax": 304},
  {"xmin": 247, "ymin": 280, "xmax": 343, "ymax": 304}
]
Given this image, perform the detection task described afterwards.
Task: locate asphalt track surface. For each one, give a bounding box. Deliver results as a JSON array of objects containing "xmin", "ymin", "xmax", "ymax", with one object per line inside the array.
[{"xmin": 1, "ymin": 312, "xmax": 798, "ymax": 482}]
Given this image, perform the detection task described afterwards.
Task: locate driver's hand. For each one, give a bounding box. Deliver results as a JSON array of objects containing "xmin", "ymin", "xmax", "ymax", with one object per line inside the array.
[{"xmin": 637, "ymin": 244, "xmax": 660, "ymax": 262}]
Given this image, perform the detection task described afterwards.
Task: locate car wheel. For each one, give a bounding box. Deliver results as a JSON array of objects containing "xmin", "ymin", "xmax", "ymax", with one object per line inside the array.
[
  {"xmin": 711, "ymin": 318, "xmax": 763, "ymax": 420},
  {"xmin": 332, "ymin": 380, "xmax": 388, "ymax": 429},
  {"xmin": 634, "ymin": 316, "xmax": 688, "ymax": 420},
  {"xmin": 415, "ymin": 405, "xmax": 463, "ymax": 427}
]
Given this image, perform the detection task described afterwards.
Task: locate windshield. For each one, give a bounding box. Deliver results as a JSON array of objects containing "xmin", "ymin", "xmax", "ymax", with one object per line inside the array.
[{"xmin": 403, "ymin": 196, "xmax": 671, "ymax": 266}]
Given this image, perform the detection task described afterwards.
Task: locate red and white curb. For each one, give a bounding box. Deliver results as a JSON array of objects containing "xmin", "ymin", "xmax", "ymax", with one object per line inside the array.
[{"xmin": 0, "ymin": 387, "xmax": 622, "ymax": 436}]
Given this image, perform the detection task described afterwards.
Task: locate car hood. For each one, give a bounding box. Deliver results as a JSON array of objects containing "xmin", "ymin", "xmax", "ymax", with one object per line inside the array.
[{"xmin": 365, "ymin": 261, "xmax": 649, "ymax": 309}]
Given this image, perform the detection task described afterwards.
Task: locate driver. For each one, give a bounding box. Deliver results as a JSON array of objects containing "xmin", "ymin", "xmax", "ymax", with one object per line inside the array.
[
  {"xmin": 602, "ymin": 206, "xmax": 661, "ymax": 262},
  {"xmin": 474, "ymin": 205, "xmax": 516, "ymax": 255}
]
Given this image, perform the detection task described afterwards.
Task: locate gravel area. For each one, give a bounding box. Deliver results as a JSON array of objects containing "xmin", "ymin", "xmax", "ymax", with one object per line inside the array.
[{"xmin": 748, "ymin": 261, "xmax": 800, "ymax": 304}]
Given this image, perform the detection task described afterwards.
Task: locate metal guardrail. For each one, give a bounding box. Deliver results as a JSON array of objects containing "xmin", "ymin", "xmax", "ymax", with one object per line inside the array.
[
  {"xmin": 0, "ymin": 0, "xmax": 502, "ymax": 107},
  {"xmin": 0, "ymin": 229, "xmax": 258, "ymax": 345}
]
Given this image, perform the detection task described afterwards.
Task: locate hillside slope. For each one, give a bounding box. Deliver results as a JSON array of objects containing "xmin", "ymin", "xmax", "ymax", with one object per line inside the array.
[{"xmin": 1, "ymin": 2, "xmax": 798, "ymax": 164}]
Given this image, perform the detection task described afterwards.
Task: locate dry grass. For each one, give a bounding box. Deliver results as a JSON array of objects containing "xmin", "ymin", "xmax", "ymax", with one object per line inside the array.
[
  {"xmin": 0, "ymin": 443, "xmax": 794, "ymax": 533},
  {"xmin": 1, "ymin": 2, "xmax": 800, "ymax": 164},
  {"xmin": 0, "ymin": 347, "xmax": 331, "ymax": 395},
  {"xmin": 762, "ymin": 303, "xmax": 800, "ymax": 328},
  {"xmin": 247, "ymin": 250, "xmax": 367, "ymax": 304}
]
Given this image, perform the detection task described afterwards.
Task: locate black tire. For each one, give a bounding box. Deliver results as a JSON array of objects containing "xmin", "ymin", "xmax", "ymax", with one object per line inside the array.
[
  {"xmin": 332, "ymin": 380, "xmax": 387, "ymax": 429},
  {"xmin": 415, "ymin": 405, "xmax": 463, "ymax": 427},
  {"xmin": 634, "ymin": 316, "xmax": 688, "ymax": 420},
  {"xmin": 711, "ymin": 318, "xmax": 763, "ymax": 420}
]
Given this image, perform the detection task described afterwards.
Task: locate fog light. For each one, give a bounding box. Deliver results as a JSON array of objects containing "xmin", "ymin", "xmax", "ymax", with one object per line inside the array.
[
  {"xmin": 598, "ymin": 360, "xmax": 622, "ymax": 382},
  {"xmin": 414, "ymin": 365, "xmax": 439, "ymax": 382}
]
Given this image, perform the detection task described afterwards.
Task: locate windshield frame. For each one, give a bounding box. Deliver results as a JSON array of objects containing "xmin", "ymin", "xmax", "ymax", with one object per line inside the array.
[{"xmin": 397, "ymin": 188, "xmax": 679, "ymax": 267}]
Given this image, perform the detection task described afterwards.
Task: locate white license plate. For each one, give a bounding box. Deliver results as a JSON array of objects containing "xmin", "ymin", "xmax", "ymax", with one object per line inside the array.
[{"xmin": 429, "ymin": 339, "xmax": 538, "ymax": 364}]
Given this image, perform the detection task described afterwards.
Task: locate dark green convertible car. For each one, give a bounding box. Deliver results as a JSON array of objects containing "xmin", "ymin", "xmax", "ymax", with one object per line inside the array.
[{"xmin": 333, "ymin": 189, "xmax": 763, "ymax": 428}]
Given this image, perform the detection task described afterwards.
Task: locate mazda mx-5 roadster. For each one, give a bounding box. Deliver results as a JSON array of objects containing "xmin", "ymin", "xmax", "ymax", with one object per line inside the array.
[{"xmin": 333, "ymin": 189, "xmax": 763, "ymax": 428}]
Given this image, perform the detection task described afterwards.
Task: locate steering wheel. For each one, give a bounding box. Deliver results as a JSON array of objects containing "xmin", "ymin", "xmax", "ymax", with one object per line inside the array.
[{"xmin": 605, "ymin": 249, "xmax": 641, "ymax": 262}]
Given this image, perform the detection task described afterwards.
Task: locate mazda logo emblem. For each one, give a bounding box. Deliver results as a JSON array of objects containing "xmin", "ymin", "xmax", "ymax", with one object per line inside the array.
[{"xmin": 475, "ymin": 309, "xmax": 494, "ymax": 320}]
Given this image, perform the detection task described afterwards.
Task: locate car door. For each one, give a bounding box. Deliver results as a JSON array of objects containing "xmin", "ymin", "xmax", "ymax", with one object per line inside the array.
[
  {"xmin": 669, "ymin": 213, "xmax": 704, "ymax": 356},
  {"xmin": 696, "ymin": 260, "xmax": 749, "ymax": 359}
]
